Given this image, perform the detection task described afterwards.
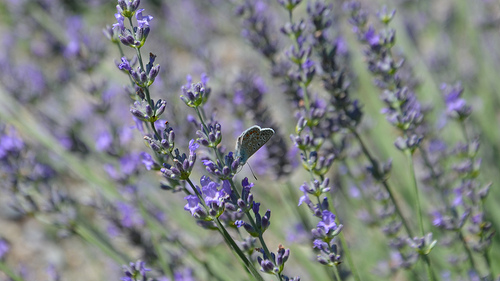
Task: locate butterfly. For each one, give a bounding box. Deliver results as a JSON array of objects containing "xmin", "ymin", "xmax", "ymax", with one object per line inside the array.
[{"xmin": 235, "ymin": 125, "xmax": 275, "ymax": 166}]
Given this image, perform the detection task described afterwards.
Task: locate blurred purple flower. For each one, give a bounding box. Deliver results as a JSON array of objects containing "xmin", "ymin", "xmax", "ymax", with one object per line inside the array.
[
  {"xmin": 174, "ymin": 268, "xmax": 195, "ymax": 281},
  {"xmin": 121, "ymin": 260, "xmax": 150, "ymax": 281},
  {"xmin": 0, "ymin": 238, "xmax": 9, "ymax": 259},
  {"xmin": 441, "ymin": 82, "xmax": 471, "ymax": 119},
  {"xmin": 140, "ymin": 152, "xmax": 155, "ymax": 170},
  {"xmin": 0, "ymin": 130, "xmax": 24, "ymax": 158},
  {"xmin": 116, "ymin": 201, "xmax": 144, "ymax": 228},
  {"xmin": 120, "ymin": 153, "xmax": 141, "ymax": 175},
  {"xmin": 46, "ymin": 264, "xmax": 61, "ymax": 281},
  {"xmin": 64, "ymin": 16, "xmax": 83, "ymax": 58},
  {"xmin": 95, "ymin": 130, "xmax": 113, "ymax": 151}
]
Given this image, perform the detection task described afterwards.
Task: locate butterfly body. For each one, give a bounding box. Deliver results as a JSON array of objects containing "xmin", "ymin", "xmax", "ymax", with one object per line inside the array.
[{"xmin": 235, "ymin": 125, "xmax": 275, "ymax": 165}]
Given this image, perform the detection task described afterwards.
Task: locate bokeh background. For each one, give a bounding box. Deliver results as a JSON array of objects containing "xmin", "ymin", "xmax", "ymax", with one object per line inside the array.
[{"xmin": 1, "ymin": 0, "xmax": 500, "ymax": 280}]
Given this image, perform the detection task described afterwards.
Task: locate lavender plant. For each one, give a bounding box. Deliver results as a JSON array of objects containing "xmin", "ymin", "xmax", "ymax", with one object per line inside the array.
[
  {"xmin": 1, "ymin": 0, "xmax": 500, "ymax": 280},
  {"xmin": 105, "ymin": 1, "xmax": 301, "ymax": 280}
]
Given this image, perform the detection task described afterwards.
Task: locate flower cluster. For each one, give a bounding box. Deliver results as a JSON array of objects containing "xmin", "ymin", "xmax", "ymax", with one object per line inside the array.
[{"xmin": 1, "ymin": 0, "xmax": 499, "ymax": 280}]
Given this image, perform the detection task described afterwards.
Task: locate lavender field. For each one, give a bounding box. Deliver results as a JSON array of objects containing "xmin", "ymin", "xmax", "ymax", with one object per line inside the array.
[{"xmin": 1, "ymin": 0, "xmax": 500, "ymax": 280}]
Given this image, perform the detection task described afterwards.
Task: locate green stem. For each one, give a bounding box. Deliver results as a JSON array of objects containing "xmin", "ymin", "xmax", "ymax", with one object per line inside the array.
[
  {"xmin": 185, "ymin": 179, "xmax": 263, "ymax": 281},
  {"xmin": 329, "ymin": 202, "xmax": 362, "ymax": 281},
  {"xmin": 137, "ymin": 202, "xmax": 172, "ymax": 277},
  {"xmin": 405, "ymin": 150, "xmax": 436, "ymax": 281},
  {"xmin": 193, "ymin": 105, "xmax": 277, "ymax": 269},
  {"xmin": 483, "ymin": 250, "xmax": 493, "ymax": 278},
  {"xmin": 227, "ymin": 179, "xmax": 274, "ymax": 267},
  {"xmin": 284, "ymin": 181, "xmax": 313, "ymax": 232},
  {"xmin": 351, "ymin": 128, "xmax": 414, "ymax": 237},
  {"xmin": 214, "ymin": 218, "xmax": 265, "ymax": 281},
  {"xmin": 457, "ymin": 230, "xmax": 477, "ymax": 271},
  {"xmin": 74, "ymin": 222, "xmax": 128, "ymax": 265},
  {"xmin": 422, "ymin": 255, "xmax": 437, "ymax": 281},
  {"xmin": 405, "ymin": 150, "xmax": 424, "ymax": 237},
  {"xmin": 0, "ymin": 261, "xmax": 25, "ymax": 281},
  {"xmin": 332, "ymin": 266, "xmax": 341, "ymax": 281}
]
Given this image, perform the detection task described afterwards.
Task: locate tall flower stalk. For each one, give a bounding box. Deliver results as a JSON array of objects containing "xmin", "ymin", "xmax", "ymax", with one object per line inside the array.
[{"xmin": 106, "ymin": 1, "xmax": 298, "ymax": 280}]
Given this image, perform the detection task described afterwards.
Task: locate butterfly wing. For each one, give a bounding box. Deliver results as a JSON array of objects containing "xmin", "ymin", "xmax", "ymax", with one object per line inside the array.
[
  {"xmin": 235, "ymin": 126, "xmax": 261, "ymax": 164},
  {"xmin": 235, "ymin": 126, "xmax": 274, "ymax": 165}
]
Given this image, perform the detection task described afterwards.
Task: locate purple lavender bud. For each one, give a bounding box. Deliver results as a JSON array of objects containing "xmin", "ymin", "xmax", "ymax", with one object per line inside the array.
[
  {"xmin": 198, "ymin": 138, "xmax": 209, "ymax": 146},
  {"xmin": 189, "ymin": 155, "xmax": 196, "ymax": 167},
  {"xmin": 120, "ymin": 34, "xmax": 136, "ymax": 46},
  {"xmin": 252, "ymin": 201, "xmax": 260, "ymax": 214},
  {"xmin": 244, "ymin": 223, "xmax": 258, "ymax": 237},
  {"xmin": 261, "ymin": 210, "xmax": 271, "ymax": 230},
  {"xmin": 135, "ymin": 25, "xmax": 145, "ymax": 41},
  {"xmin": 259, "ymin": 259, "xmax": 275, "ymax": 273},
  {"xmin": 168, "ymin": 130, "xmax": 175, "ymax": 143},
  {"xmin": 231, "ymin": 157, "xmax": 240, "ymax": 171},
  {"xmin": 277, "ymin": 247, "xmax": 290, "ymax": 266},
  {"xmin": 203, "ymin": 160, "xmax": 216, "ymax": 173},
  {"xmin": 146, "ymin": 138, "xmax": 161, "ymax": 153},
  {"xmin": 296, "ymin": 116, "xmax": 307, "ymax": 132},
  {"xmin": 208, "ymin": 132, "xmax": 216, "ymax": 143},
  {"xmin": 291, "ymin": 135, "xmax": 302, "ymax": 147},
  {"xmin": 225, "ymin": 202, "xmax": 237, "ymax": 212},
  {"xmin": 148, "ymin": 65, "xmax": 160, "ymax": 81},
  {"xmin": 117, "ymin": 0, "xmax": 127, "ymax": 12},
  {"xmin": 277, "ymin": 0, "xmax": 302, "ymax": 11},
  {"xmin": 182, "ymin": 158, "xmax": 190, "ymax": 171},
  {"xmin": 130, "ymin": 70, "xmax": 141, "ymax": 83},
  {"xmin": 453, "ymin": 160, "xmax": 473, "ymax": 174},
  {"xmin": 170, "ymin": 167, "xmax": 180, "ymax": 175},
  {"xmin": 325, "ymin": 154, "xmax": 335, "ymax": 166},
  {"xmin": 311, "ymin": 228, "xmax": 323, "ymax": 239},
  {"xmin": 222, "ymin": 166, "xmax": 230, "ymax": 177},
  {"xmin": 328, "ymin": 251, "xmax": 341, "ymax": 264},
  {"xmin": 376, "ymin": 6, "xmax": 396, "ymax": 24},
  {"xmin": 320, "ymin": 197, "xmax": 329, "ymax": 211},
  {"xmin": 247, "ymin": 193, "xmax": 254, "ymax": 206},
  {"xmin": 394, "ymin": 136, "xmax": 407, "ymax": 151},
  {"xmin": 139, "ymin": 71, "xmax": 147, "ymax": 84},
  {"xmin": 155, "ymin": 100, "xmax": 166, "ymax": 116},
  {"xmin": 309, "ymin": 151, "xmax": 317, "ymax": 163},
  {"xmin": 140, "ymin": 28, "xmax": 150, "ymax": 45},
  {"xmin": 131, "ymin": 0, "xmax": 140, "ymax": 11},
  {"xmin": 130, "ymin": 108, "xmax": 145, "ymax": 119},
  {"xmin": 237, "ymin": 199, "xmax": 246, "ymax": 209},
  {"xmin": 322, "ymin": 178, "xmax": 330, "ymax": 188},
  {"xmin": 304, "ymin": 134, "xmax": 311, "ymax": 146},
  {"xmin": 160, "ymin": 139, "xmax": 169, "ymax": 149},
  {"xmin": 145, "ymin": 103, "xmax": 153, "ymax": 117},
  {"xmin": 478, "ymin": 183, "xmax": 491, "ymax": 199},
  {"xmin": 135, "ymin": 87, "xmax": 145, "ymax": 99},
  {"xmin": 317, "ymin": 256, "xmax": 329, "ymax": 265},
  {"xmin": 313, "ymin": 180, "xmax": 320, "ymax": 190},
  {"xmin": 208, "ymin": 209, "xmax": 218, "ymax": 217}
]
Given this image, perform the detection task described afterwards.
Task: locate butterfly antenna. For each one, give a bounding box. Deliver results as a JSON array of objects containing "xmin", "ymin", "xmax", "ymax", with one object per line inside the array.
[{"xmin": 248, "ymin": 163, "xmax": 258, "ymax": 181}]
